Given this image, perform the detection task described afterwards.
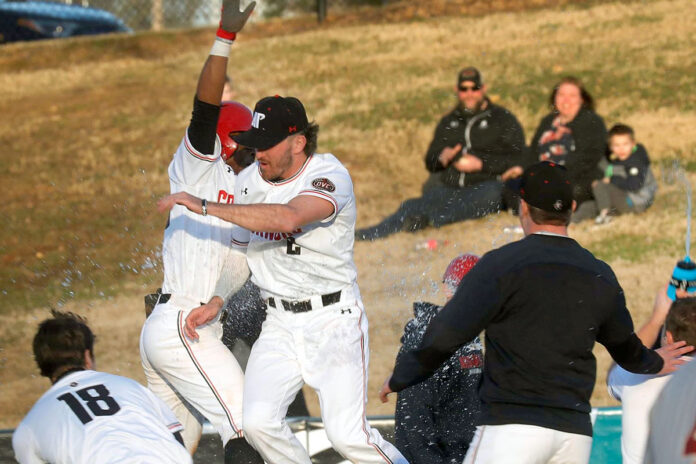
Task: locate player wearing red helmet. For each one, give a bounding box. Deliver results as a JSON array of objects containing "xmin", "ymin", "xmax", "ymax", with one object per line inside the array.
[
  {"xmin": 383, "ymin": 254, "xmax": 483, "ymax": 464},
  {"xmin": 139, "ymin": 1, "xmax": 263, "ymax": 463},
  {"xmin": 218, "ymin": 101, "xmax": 255, "ymax": 172}
]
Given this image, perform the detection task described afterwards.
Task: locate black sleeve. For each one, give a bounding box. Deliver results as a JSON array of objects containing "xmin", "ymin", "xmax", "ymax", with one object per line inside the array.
[
  {"xmin": 173, "ymin": 431, "xmax": 185, "ymax": 447},
  {"xmin": 596, "ymin": 289, "xmax": 663, "ymax": 374},
  {"xmin": 187, "ymin": 95, "xmax": 221, "ymax": 156},
  {"xmin": 564, "ymin": 110, "xmax": 607, "ymax": 183},
  {"xmin": 424, "ymin": 113, "xmax": 461, "ymax": 172},
  {"xmin": 389, "ymin": 255, "xmax": 503, "ymax": 391},
  {"xmin": 477, "ymin": 109, "xmax": 526, "ymax": 175}
]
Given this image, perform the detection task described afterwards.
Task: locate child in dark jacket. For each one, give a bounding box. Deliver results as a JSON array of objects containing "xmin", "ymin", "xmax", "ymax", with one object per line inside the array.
[{"xmin": 593, "ymin": 124, "xmax": 657, "ymax": 224}]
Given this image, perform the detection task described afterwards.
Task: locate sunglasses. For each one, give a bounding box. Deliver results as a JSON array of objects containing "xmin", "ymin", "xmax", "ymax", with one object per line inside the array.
[{"xmin": 458, "ymin": 85, "xmax": 481, "ymax": 92}]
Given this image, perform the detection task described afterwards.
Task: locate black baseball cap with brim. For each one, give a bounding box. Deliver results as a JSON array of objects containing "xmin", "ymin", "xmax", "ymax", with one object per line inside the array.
[
  {"xmin": 232, "ymin": 96, "xmax": 309, "ymax": 151},
  {"xmin": 509, "ymin": 161, "xmax": 574, "ymax": 213},
  {"xmin": 458, "ymin": 67, "xmax": 483, "ymax": 88}
]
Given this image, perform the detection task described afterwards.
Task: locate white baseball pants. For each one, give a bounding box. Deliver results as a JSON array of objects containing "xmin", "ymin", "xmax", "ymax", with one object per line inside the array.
[
  {"xmin": 463, "ymin": 424, "xmax": 592, "ymax": 464},
  {"xmin": 242, "ymin": 289, "xmax": 407, "ymax": 464},
  {"xmin": 140, "ymin": 294, "xmax": 246, "ymax": 450}
]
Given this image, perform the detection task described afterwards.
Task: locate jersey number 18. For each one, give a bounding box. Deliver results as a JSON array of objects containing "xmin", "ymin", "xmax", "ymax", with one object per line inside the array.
[{"xmin": 58, "ymin": 384, "xmax": 121, "ymax": 425}]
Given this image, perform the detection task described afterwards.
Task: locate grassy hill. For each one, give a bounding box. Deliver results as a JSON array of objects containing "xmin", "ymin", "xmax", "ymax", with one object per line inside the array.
[{"xmin": 1, "ymin": 0, "xmax": 695, "ymax": 427}]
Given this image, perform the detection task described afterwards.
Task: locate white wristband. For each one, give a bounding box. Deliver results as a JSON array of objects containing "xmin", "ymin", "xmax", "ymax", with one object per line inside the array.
[{"xmin": 210, "ymin": 38, "xmax": 232, "ymax": 57}]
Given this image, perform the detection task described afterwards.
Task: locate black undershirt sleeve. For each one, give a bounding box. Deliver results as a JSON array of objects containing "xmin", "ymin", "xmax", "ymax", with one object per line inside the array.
[
  {"xmin": 187, "ymin": 96, "xmax": 221, "ymax": 156},
  {"xmin": 173, "ymin": 431, "xmax": 185, "ymax": 447}
]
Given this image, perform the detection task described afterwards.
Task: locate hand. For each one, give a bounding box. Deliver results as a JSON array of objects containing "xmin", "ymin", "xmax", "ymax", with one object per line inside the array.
[
  {"xmin": 655, "ymin": 340, "xmax": 694, "ymax": 375},
  {"xmin": 602, "ymin": 177, "xmax": 610, "ymax": 184},
  {"xmin": 379, "ymin": 375, "xmax": 393, "ymax": 403},
  {"xmin": 652, "ymin": 284, "xmax": 673, "ymax": 326},
  {"xmin": 501, "ymin": 165, "xmax": 523, "ymax": 182},
  {"xmin": 184, "ymin": 297, "xmax": 224, "ymax": 340},
  {"xmin": 438, "ymin": 144, "xmax": 462, "ymax": 167},
  {"xmin": 157, "ymin": 191, "xmax": 202, "ymax": 214},
  {"xmin": 454, "ymin": 154, "xmax": 483, "ymax": 173},
  {"xmin": 220, "ymin": 0, "xmax": 255, "ymax": 34}
]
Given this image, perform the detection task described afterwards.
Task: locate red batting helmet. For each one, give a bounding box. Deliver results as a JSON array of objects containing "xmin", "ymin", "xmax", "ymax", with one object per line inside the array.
[
  {"xmin": 217, "ymin": 101, "xmax": 253, "ymax": 161},
  {"xmin": 442, "ymin": 253, "xmax": 479, "ymax": 288}
]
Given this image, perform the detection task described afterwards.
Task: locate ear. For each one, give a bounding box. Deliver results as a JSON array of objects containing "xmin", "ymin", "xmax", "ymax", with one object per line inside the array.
[
  {"xmin": 664, "ymin": 330, "xmax": 675, "ymax": 345},
  {"xmin": 481, "ymin": 84, "xmax": 488, "ymax": 93},
  {"xmin": 292, "ymin": 134, "xmax": 307, "ymax": 155},
  {"xmin": 84, "ymin": 350, "xmax": 95, "ymax": 370},
  {"xmin": 571, "ymin": 200, "xmax": 577, "ymax": 212},
  {"xmin": 519, "ymin": 199, "xmax": 529, "ymax": 216}
]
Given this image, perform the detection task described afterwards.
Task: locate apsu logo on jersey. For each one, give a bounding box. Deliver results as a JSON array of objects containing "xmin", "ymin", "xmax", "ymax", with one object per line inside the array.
[{"xmin": 312, "ymin": 178, "xmax": 336, "ymax": 193}]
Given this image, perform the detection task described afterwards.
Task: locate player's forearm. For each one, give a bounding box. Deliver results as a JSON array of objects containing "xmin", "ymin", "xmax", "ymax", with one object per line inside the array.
[
  {"xmin": 196, "ymin": 55, "xmax": 228, "ymax": 106},
  {"xmin": 636, "ymin": 317, "xmax": 663, "ymax": 348},
  {"xmin": 208, "ymin": 202, "xmax": 302, "ymax": 233}
]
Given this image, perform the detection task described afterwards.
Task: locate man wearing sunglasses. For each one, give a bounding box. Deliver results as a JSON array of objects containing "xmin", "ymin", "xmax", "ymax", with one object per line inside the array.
[{"xmin": 356, "ymin": 67, "xmax": 526, "ymax": 240}]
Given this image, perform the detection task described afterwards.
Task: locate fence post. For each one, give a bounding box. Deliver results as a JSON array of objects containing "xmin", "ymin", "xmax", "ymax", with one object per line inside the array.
[
  {"xmin": 152, "ymin": 0, "xmax": 163, "ymax": 31},
  {"xmin": 317, "ymin": 0, "xmax": 327, "ymax": 23}
]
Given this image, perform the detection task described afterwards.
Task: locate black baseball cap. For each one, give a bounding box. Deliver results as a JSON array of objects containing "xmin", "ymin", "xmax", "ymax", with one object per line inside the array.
[
  {"xmin": 232, "ymin": 96, "xmax": 309, "ymax": 151},
  {"xmin": 458, "ymin": 67, "xmax": 483, "ymax": 88},
  {"xmin": 511, "ymin": 161, "xmax": 573, "ymax": 212}
]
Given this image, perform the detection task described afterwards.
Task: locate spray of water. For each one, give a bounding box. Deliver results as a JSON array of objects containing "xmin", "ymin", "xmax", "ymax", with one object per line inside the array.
[{"xmin": 673, "ymin": 160, "xmax": 692, "ymax": 257}]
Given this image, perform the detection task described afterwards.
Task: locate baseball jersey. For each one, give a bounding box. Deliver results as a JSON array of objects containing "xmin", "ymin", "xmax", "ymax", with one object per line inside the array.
[
  {"xmin": 12, "ymin": 370, "xmax": 192, "ymax": 464},
  {"xmin": 645, "ymin": 357, "xmax": 696, "ymax": 464},
  {"xmin": 232, "ymin": 153, "xmax": 357, "ymax": 299},
  {"xmin": 607, "ymin": 364, "xmax": 673, "ymax": 464},
  {"xmin": 162, "ymin": 130, "xmax": 242, "ymax": 303}
]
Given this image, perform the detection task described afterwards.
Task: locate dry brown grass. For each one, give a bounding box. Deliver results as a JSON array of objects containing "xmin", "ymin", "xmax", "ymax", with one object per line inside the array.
[{"xmin": 2, "ymin": 0, "xmax": 696, "ymax": 427}]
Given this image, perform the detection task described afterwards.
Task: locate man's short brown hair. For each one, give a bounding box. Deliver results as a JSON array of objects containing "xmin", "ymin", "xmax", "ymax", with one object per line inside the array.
[
  {"xmin": 666, "ymin": 297, "xmax": 696, "ymax": 348},
  {"xmin": 528, "ymin": 204, "xmax": 572, "ymax": 226},
  {"xmin": 33, "ymin": 310, "xmax": 94, "ymax": 378}
]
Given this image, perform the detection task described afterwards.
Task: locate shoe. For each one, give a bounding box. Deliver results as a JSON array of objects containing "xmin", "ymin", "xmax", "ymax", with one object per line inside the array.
[{"xmin": 594, "ymin": 213, "xmax": 612, "ymax": 225}]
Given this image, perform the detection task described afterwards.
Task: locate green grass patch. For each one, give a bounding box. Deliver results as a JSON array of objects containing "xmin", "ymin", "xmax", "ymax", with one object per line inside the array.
[{"xmin": 587, "ymin": 233, "xmax": 680, "ymax": 263}]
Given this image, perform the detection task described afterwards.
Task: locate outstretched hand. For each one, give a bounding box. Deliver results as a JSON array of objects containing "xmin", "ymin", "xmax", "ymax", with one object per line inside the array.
[
  {"xmin": 379, "ymin": 375, "xmax": 394, "ymax": 403},
  {"xmin": 157, "ymin": 191, "xmax": 202, "ymax": 214},
  {"xmin": 655, "ymin": 340, "xmax": 694, "ymax": 375},
  {"xmin": 184, "ymin": 298, "xmax": 224, "ymax": 341},
  {"xmin": 220, "ymin": 0, "xmax": 256, "ymax": 34}
]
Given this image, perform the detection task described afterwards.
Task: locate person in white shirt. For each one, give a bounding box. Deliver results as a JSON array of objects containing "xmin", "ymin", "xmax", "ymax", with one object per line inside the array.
[
  {"xmin": 13, "ymin": 311, "xmax": 192, "ymax": 464},
  {"xmin": 607, "ymin": 286, "xmax": 696, "ymax": 464},
  {"xmin": 645, "ymin": 353, "xmax": 696, "ymax": 464},
  {"xmin": 158, "ymin": 94, "xmax": 408, "ymax": 464},
  {"xmin": 138, "ymin": 1, "xmax": 263, "ymax": 462}
]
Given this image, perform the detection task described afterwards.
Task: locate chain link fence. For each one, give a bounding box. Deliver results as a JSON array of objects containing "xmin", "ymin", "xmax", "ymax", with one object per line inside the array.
[{"xmin": 0, "ymin": 0, "xmax": 392, "ymax": 44}]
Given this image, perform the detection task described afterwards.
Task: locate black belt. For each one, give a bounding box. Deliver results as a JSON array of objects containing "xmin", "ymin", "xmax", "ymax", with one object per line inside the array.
[{"xmin": 267, "ymin": 290, "xmax": 341, "ymax": 313}]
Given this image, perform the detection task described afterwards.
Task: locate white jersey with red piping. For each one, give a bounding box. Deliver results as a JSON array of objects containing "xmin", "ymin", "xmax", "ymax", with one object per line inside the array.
[
  {"xmin": 231, "ymin": 153, "xmax": 357, "ymax": 300},
  {"xmin": 12, "ymin": 370, "xmax": 191, "ymax": 464},
  {"xmin": 161, "ymin": 130, "xmax": 243, "ymax": 304}
]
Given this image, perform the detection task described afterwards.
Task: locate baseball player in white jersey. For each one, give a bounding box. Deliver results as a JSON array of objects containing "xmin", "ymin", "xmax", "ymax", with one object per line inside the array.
[
  {"xmin": 13, "ymin": 311, "xmax": 192, "ymax": 464},
  {"xmin": 645, "ymin": 354, "xmax": 696, "ymax": 464},
  {"xmin": 607, "ymin": 287, "xmax": 696, "ymax": 464},
  {"xmin": 158, "ymin": 96, "xmax": 408, "ymax": 463},
  {"xmin": 139, "ymin": 2, "xmax": 263, "ymax": 462}
]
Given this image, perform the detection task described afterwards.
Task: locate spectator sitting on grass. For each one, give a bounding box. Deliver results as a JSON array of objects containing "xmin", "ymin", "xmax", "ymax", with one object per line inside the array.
[
  {"xmin": 355, "ymin": 67, "xmax": 526, "ymax": 241},
  {"xmin": 592, "ymin": 123, "xmax": 657, "ymax": 224},
  {"xmin": 528, "ymin": 76, "xmax": 607, "ymax": 223},
  {"xmin": 607, "ymin": 286, "xmax": 695, "ymax": 464}
]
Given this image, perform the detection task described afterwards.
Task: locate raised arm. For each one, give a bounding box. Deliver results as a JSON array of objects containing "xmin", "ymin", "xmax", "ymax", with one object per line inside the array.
[{"xmin": 187, "ymin": 0, "xmax": 255, "ymax": 154}]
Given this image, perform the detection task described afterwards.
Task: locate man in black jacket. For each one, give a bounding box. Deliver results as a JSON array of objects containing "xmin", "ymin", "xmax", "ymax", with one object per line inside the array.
[
  {"xmin": 380, "ymin": 162, "xmax": 693, "ymax": 464},
  {"xmin": 356, "ymin": 67, "xmax": 526, "ymax": 241}
]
